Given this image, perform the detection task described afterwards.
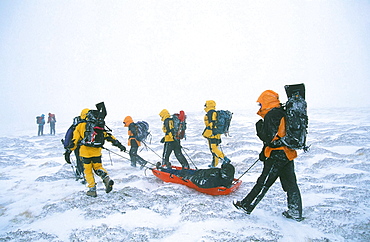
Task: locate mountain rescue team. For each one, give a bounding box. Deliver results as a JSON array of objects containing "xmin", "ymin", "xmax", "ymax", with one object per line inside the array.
[{"xmin": 60, "ymin": 93, "xmax": 303, "ymax": 221}]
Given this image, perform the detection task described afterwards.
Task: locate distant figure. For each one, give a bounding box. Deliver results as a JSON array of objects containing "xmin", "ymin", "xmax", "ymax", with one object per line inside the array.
[
  {"xmin": 48, "ymin": 113, "xmax": 57, "ymax": 135},
  {"xmin": 123, "ymin": 116, "xmax": 148, "ymax": 168},
  {"xmin": 36, "ymin": 114, "xmax": 45, "ymax": 136}
]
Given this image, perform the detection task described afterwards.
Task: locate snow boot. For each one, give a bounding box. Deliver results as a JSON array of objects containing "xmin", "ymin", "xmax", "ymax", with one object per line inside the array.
[
  {"xmin": 80, "ymin": 178, "xmax": 87, "ymax": 185},
  {"xmin": 282, "ymin": 210, "xmax": 304, "ymax": 222},
  {"xmin": 103, "ymin": 176, "xmax": 114, "ymax": 193},
  {"xmin": 139, "ymin": 160, "xmax": 147, "ymax": 170},
  {"xmin": 233, "ymin": 200, "xmax": 251, "ymax": 214},
  {"xmin": 163, "ymin": 161, "xmax": 171, "ymax": 169},
  {"xmin": 86, "ymin": 186, "xmax": 97, "ymax": 197}
]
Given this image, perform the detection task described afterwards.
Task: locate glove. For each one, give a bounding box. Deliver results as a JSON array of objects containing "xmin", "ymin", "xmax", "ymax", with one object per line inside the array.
[
  {"xmin": 259, "ymin": 150, "xmax": 266, "ymax": 161},
  {"xmin": 67, "ymin": 139, "xmax": 75, "ymax": 149},
  {"xmin": 160, "ymin": 137, "xmax": 165, "ymax": 143},
  {"xmin": 269, "ymin": 139, "xmax": 283, "ymax": 148},
  {"xmin": 113, "ymin": 140, "xmax": 126, "ymax": 152},
  {"xmin": 118, "ymin": 144, "xmax": 126, "ymax": 152},
  {"xmin": 258, "ymin": 145, "xmax": 267, "ymax": 161},
  {"xmin": 64, "ymin": 149, "xmax": 72, "ymax": 164}
]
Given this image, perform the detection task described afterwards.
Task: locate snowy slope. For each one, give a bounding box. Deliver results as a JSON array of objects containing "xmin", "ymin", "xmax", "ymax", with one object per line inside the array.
[{"xmin": 0, "ymin": 108, "xmax": 369, "ymax": 241}]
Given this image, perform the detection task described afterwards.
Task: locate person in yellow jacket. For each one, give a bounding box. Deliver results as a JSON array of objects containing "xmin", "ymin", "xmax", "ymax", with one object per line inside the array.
[
  {"xmin": 123, "ymin": 116, "xmax": 147, "ymax": 168},
  {"xmin": 233, "ymin": 90, "xmax": 303, "ymax": 221},
  {"xmin": 159, "ymin": 109, "xmax": 189, "ymax": 169},
  {"xmin": 202, "ymin": 100, "xmax": 231, "ymax": 167},
  {"xmin": 70, "ymin": 108, "xmax": 126, "ymax": 197}
]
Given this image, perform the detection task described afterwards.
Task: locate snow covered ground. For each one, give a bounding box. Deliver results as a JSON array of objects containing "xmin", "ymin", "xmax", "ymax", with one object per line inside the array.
[{"xmin": 0, "ymin": 107, "xmax": 369, "ymax": 241}]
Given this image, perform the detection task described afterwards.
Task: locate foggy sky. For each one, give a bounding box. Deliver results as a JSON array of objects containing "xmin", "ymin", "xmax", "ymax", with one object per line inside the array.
[{"xmin": 0, "ymin": 0, "xmax": 369, "ymax": 136}]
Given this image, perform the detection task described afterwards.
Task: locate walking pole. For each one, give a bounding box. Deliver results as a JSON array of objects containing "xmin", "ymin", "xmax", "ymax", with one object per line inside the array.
[
  {"xmin": 103, "ymin": 147, "xmax": 158, "ymax": 167},
  {"xmin": 181, "ymin": 147, "xmax": 198, "ymax": 170},
  {"xmin": 142, "ymin": 141, "xmax": 163, "ymax": 160},
  {"xmin": 235, "ymin": 158, "xmax": 260, "ymax": 181}
]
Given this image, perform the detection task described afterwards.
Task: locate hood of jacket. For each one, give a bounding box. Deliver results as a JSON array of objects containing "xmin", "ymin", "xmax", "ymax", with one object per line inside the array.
[
  {"xmin": 80, "ymin": 108, "xmax": 90, "ymax": 120},
  {"xmin": 123, "ymin": 116, "xmax": 133, "ymax": 127},
  {"xmin": 204, "ymin": 100, "xmax": 216, "ymax": 112},
  {"xmin": 159, "ymin": 109, "xmax": 171, "ymax": 121},
  {"xmin": 256, "ymin": 90, "xmax": 281, "ymax": 118}
]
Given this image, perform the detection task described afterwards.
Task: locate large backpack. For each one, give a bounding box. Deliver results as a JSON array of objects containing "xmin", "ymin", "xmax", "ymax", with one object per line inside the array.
[
  {"xmin": 172, "ymin": 110, "xmax": 186, "ymax": 139},
  {"xmin": 49, "ymin": 114, "xmax": 56, "ymax": 123},
  {"xmin": 36, "ymin": 116, "xmax": 43, "ymax": 124},
  {"xmin": 211, "ymin": 110, "xmax": 233, "ymax": 136},
  {"xmin": 80, "ymin": 110, "xmax": 106, "ymax": 148},
  {"xmin": 135, "ymin": 121, "xmax": 150, "ymax": 142},
  {"xmin": 280, "ymin": 83, "xmax": 309, "ymax": 151},
  {"xmin": 62, "ymin": 116, "xmax": 84, "ymax": 149}
]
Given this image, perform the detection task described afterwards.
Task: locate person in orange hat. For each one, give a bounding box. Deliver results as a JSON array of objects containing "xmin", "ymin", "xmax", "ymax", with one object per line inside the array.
[
  {"xmin": 233, "ymin": 90, "xmax": 303, "ymax": 221},
  {"xmin": 123, "ymin": 116, "xmax": 147, "ymax": 169}
]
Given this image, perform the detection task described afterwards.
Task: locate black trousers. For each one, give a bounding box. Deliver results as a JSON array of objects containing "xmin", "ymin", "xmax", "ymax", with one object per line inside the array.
[
  {"xmin": 74, "ymin": 147, "xmax": 84, "ymax": 176},
  {"xmin": 162, "ymin": 140, "xmax": 189, "ymax": 169},
  {"xmin": 242, "ymin": 150, "xmax": 302, "ymax": 216},
  {"xmin": 129, "ymin": 139, "xmax": 146, "ymax": 166}
]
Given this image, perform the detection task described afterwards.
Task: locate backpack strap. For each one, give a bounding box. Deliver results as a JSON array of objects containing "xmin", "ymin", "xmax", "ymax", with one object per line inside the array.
[
  {"xmin": 129, "ymin": 123, "xmax": 137, "ymax": 138},
  {"xmin": 206, "ymin": 110, "xmax": 217, "ymax": 129},
  {"xmin": 164, "ymin": 118, "xmax": 174, "ymax": 136}
]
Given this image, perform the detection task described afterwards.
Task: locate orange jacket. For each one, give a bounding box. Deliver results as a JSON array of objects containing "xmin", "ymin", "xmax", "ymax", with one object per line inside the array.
[
  {"xmin": 257, "ymin": 90, "xmax": 297, "ymax": 161},
  {"xmin": 123, "ymin": 116, "xmax": 141, "ymax": 146}
]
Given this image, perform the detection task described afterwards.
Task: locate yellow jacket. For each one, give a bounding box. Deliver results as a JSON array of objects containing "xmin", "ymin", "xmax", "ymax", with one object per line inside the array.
[
  {"xmin": 159, "ymin": 109, "xmax": 175, "ymax": 142},
  {"xmin": 203, "ymin": 100, "xmax": 221, "ymax": 139},
  {"xmin": 71, "ymin": 108, "xmax": 118, "ymax": 158}
]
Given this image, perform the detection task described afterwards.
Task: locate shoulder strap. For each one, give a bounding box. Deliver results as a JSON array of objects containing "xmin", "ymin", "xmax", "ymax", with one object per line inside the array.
[
  {"xmin": 206, "ymin": 110, "xmax": 216, "ymax": 123},
  {"xmin": 129, "ymin": 123, "xmax": 137, "ymax": 136},
  {"xmin": 164, "ymin": 118, "xmax": 173, "ymax": 134}
]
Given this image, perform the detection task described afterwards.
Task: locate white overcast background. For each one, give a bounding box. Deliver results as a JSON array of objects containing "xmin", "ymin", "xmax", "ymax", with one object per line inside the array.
[{"xmin": 0, "ymin": 0, "xmax": 369, "ymax": 136}]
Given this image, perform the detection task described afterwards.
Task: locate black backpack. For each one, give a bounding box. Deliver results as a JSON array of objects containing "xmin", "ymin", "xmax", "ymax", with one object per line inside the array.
[
  {"xmin": 281, "ymin": 84, "xmax": 309, "ymax": 151},
  {"xmin": 81, "ymin": 102, "xmax": 108, "ymax": 148},
  {"xmin": 135, "ymin": 121, "xmax": 150, "ymax": 142}
]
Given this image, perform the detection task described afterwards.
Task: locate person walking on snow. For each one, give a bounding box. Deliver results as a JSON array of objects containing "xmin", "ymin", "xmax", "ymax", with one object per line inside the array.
[
  {"xmin": 123, "ymin": 116, "xmax": 148, "ymax": 169},
  {"xmin": 159, "ymin": 109, "xmax": 190, "ymax": 169},
  {"xmin": 47, "ymin": 113, "xmax": 56, "ymax": 135},
  {"xmin": 202, "ymin": 100, "xmax": 231, "ymax": 167},
  {"xmin": 233, "ymin": 90, "xmax": 303, "ymax": 221},
  {"xmin": 36, "ymin": 114, "xmax": 45, "ymax": 136},
  {"xmin": 70, "ymin": 108, "xmax": 126, "ymax": 197}
]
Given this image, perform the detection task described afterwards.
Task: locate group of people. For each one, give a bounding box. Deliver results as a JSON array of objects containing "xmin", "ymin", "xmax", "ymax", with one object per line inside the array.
[
  {"xmin": 64, "ymin": 89, "xmax": 303, "ymax": 221},
  {"xmin": 36, "ymin": 113, "xmax": 56, "ymax": 136}
]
